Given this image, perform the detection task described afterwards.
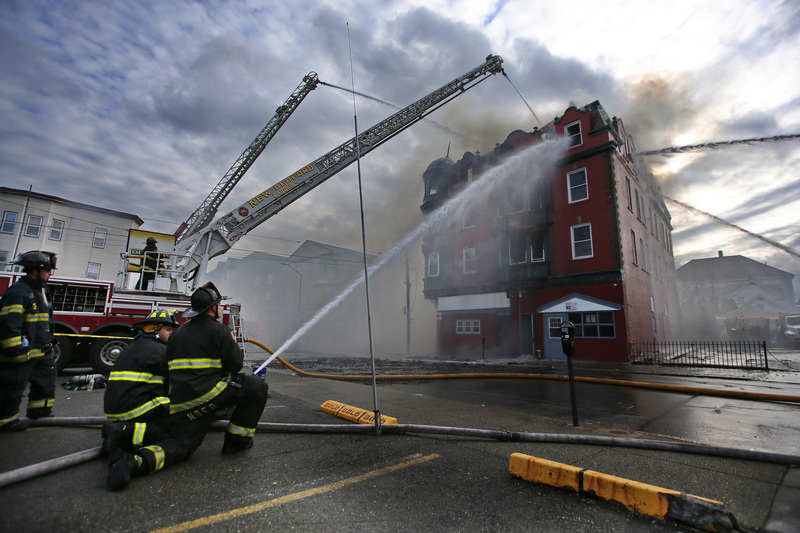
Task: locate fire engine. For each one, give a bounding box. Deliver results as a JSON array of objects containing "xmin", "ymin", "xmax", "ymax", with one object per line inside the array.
[{"xmin": 1, "ymin": 55, "xmax": 505, "ymax": 374}]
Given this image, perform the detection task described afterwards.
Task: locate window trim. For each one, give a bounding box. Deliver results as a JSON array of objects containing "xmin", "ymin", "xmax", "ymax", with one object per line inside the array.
[
  {"xmin": 455, "ymin": 319, "xmax": 481, "ymax": 334},
  {"xmin": 24, "ymin": 215, "xmax": 43, "ymax": 238},
  {"xmin": 567, "ymin": 168, "xmax": 588, "ymax": 204},
  {"xmin": 49, "ymin": 219, "xmax": 65, "ymax": 241},
  {"xmin": 86, "ymin": 262, "xmax": 101, "ymax": 280},
  {"xmin": 1, "ymin": 211, "xmax": 18, "ymax": 234},
  {"xmin": 565, "ymin": 120, "xmax": 582, "ymax": 147},
  {"xmin": 92, "ymin": 228, "xmax": 108, "ymax": 249},
  {"xmin": 427, "ymin": 252, "xmax": 440, "ymax": 278},
  {"xmin": 570, "ymin": 223, "xmax": 593, "ymax": 259},
  {"xmin": 463, "ymin": 246, "xmax": 476, "ymax": 274}
]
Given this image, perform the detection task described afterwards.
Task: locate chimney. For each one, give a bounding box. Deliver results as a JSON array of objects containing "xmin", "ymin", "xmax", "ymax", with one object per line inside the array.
[{"xmin": 718, "ymin": 250, "xmax": 724, "ymax": 257}]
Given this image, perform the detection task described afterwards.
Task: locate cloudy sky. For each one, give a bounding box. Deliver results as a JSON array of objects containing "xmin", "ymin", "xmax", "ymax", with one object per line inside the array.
[{"xmin": 2, "ymin": 0, "xmax": 799, "ymax": 288}]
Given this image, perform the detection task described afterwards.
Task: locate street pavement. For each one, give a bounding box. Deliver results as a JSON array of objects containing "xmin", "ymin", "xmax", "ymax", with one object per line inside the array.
[{"xmin": 0, "ymin": 356, "xmax": 798, "ymax": 532}]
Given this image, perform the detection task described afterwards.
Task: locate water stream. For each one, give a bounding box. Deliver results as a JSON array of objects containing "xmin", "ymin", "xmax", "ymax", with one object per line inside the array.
[{"xmin": 256, "ymin": 138, "xmax": 568, "ymax": 371}]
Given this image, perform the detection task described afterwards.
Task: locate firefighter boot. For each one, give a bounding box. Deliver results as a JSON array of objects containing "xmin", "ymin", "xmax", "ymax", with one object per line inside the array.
[
  {"xmin": 101, "ymin": 421, "xmax": 135, "ymax": 458},
  {"xmin": 0, "ymin": 418, "xmax": 29, "ymax": 432},
  {"xmin": 106, "ymin": 449, "xmax": 144, "ymax": 491},
  {"xmin": 221, "ymin": 434, "xmax": 253, "ymax": 455}
]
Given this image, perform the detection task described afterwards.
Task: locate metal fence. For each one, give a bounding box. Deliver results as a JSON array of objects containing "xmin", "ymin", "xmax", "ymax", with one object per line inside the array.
[{"xmin": 628, "ymin": 340, "xmax": 769, "ymax": 370}]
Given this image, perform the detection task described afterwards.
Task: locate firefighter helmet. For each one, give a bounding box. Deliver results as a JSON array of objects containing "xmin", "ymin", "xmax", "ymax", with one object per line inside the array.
[
  {"xmin": 132, "ymin": 309, "xmax": 180, "ymax": 331},
  {"xmin": 145, "ymin": 237, "xmax": 158, "ymax": 245},
  {"xmin": 183, "ymin": 282, "xmax": 223, "ymax": 319},
  {"xmin": 13, "ymin": 250, "xmax": 57, "ymax": 271}
]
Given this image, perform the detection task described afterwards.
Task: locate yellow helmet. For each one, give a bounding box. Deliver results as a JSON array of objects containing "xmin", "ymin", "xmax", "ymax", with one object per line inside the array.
[{"xmin": 132, "ymin": 309, "xmax": 180, "ymax": 331}]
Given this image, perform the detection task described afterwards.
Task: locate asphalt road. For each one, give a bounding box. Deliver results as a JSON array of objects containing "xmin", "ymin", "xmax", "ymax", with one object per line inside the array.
[{"xmin": 1, "ymin": 354, "xmax": 799, "ymax": 532}]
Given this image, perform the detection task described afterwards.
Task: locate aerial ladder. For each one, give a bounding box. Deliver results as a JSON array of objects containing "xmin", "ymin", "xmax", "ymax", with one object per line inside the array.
[
  {"xmin": 171, "ymin": 54, "xmax": 504, "ymax": 288},
  {"xmin": 174, "ymin": 72, "xmax": 320, "ymax": 243}
]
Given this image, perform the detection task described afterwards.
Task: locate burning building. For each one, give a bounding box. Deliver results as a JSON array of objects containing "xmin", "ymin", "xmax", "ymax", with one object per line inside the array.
[{"xmin": 419, "ymin": 101, "xmax": 679, "ymax": 362}]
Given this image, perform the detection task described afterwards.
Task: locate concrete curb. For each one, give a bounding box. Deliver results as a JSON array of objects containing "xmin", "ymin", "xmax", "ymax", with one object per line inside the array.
[
  {"xmin": 320, "ymin": 400, "xmax": 399, "ymax": 425},
  {"xmin": 510, "ymin": 453, "xmax": 740, "ymax": 532}
]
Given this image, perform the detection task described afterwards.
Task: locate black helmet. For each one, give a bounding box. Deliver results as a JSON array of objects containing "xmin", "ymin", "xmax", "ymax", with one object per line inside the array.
[
  {"xmin": 146, "ymin": 237, "xmax": 158, "ymax": 245},
  {"xmin": 132, "ymin": 309, "xmax": 180, "ymax": 331},
  {"xmin": 13, "ymin": 250, "xmax": 57, "ymax": 272},
  {"xmin": 183, "ymin": 282, "xmax": 223, "ymax": 319}
]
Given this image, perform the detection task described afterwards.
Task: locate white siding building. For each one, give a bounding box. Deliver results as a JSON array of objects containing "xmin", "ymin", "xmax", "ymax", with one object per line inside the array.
[{"xmin": 0, "ymin": 186, "xmax": 143, "ymax": 281}]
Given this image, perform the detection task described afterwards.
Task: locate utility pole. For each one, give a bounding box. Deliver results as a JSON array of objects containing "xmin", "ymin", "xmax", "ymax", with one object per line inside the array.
[{"xmin": 405, "ymin": 252, "xmax": 411, "ymax": 355}]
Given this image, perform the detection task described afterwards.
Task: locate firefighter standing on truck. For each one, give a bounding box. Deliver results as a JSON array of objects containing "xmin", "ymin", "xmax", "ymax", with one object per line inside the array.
[
  {"xmin": 104, "ymin": 282, "xmax": 268, "ymax": 491},
  {"xmin": 101, "ymin": 309, "xmax": 179, "ymax": 452},
  {"xmin": 135, "ymin": 237, "xmax": 162, "ymax": 291},
  {"xmin": 0, "ymin": 251, "xmax": 57, "ymax": 432}
]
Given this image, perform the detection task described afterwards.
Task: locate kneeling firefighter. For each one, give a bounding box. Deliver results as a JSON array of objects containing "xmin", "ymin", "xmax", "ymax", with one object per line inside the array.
[
  {"xmin": 102, "ymin": 309, "xmax": 180, "ymax": 452},
  {"xmin": 105, "ymin": 282, "xmax": 269, "ymax": 491}
]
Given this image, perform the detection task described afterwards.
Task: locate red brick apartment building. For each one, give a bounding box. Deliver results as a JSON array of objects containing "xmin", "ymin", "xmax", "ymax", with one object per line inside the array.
[{"xmin": 420, "ymin": 101, "xmax": 679, "ymax": 361}]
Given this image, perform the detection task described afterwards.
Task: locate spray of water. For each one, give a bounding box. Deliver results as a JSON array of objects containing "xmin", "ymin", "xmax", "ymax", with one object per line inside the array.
[
  {"xmin": 666, "ymin": 197, "xmax": 800, "ymax": 261},
  {"xmin": 635, "ymin": 134, "xmax": 800, "ymax": 156},
  {"xmin": 255, "ymin": 138, "xmax": 568, "ymax": 371}
]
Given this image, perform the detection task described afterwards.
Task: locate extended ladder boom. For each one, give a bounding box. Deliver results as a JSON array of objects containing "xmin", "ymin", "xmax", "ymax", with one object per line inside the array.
[
  {"xmin": 176, "ymin": 55, "xmax": 503, "ymax": 284},
  {"xmin": 174, "ymin": 72, "xmax": 320, "ymax": 242}
]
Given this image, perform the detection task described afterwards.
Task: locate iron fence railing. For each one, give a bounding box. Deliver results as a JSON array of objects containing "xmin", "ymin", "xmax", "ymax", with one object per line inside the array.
[{"xmin": 628, "ymin": 340, "xmax": 769, "ymax": 370}]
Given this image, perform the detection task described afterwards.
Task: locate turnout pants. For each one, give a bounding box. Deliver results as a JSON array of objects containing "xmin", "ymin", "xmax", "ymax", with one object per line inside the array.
[
  {"xmin": 0, "ymin": 352, "xmax": 56, "ymax": 426},
  {"xmin": 135, "ymin": 374, "xmax": 268, "ymax": 474}
]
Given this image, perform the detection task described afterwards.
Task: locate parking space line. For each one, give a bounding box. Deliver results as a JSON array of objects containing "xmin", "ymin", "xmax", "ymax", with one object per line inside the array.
[{"xmin": 150, "ymin": 453, "xmax": 441, "ymax": 533}]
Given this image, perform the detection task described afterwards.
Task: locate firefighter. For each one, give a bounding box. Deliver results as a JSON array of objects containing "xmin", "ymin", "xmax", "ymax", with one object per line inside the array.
[
  {"xmin": 135, "ymin": 237, "xmax": 161, "ymax": 290},
  {"xmin": 0, "ymin": 251, "xmax": 57, "ymax": 432},
  {"xmin": 101, "ymin": 309, "xmax": 179, "ymax": 453},
  {"xmin": 105, "ymin": 282, "xmax": 268, "ymax": 491}
]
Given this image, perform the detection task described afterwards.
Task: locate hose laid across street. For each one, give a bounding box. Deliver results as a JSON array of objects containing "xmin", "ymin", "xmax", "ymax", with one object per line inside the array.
[
  {"xmin": 246, "ymin": 339, "xmax": 800, "ymax": 404},
  {"xmin": 2, "ymin": 339, "xmax": 797, "ymax": 489}
]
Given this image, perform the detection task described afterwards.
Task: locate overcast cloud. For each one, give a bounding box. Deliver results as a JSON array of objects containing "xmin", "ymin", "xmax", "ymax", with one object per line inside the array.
[{"xmin": 1, "ymin": 0, "xmax": 799, "ymax": 291}]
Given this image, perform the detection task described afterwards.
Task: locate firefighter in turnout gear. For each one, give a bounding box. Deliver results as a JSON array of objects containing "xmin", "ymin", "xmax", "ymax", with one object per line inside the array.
[
  {"xmin": 105, "ymin": 282, "xmax": 268, "ymax": 491},
  {"xmin": 135, "ymin": 236, "xmax": 162, "ymax": 291},
  {"xmin": 101, "ymin": 309, "xmax": 179, "ymax": 452},
  {"xmin": 0, "ymin": 251, "xmax": 57, "ymax": 432}
]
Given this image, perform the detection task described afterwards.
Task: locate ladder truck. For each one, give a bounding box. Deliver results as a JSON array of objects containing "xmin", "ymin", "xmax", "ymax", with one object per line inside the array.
[
  {"xmin": 1, "ymin": 73, "xmax": 320, "ymax": 374},
  {"xmin": 168, "ymin": 54, "xmax": 504, "ymax": 287},
  {"xmin": 4, "ymin": 54, "xmax": 505, "ymax": 374}
]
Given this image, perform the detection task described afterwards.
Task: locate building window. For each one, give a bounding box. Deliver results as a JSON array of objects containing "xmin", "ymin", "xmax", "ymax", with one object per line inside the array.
[
  {"xmin": 0, "ymin": 250, "xmax": 7, "ymax": 270},
  {"xmin": 463, "ymin": 246, "xmax": 476, "ymax": 274},
  {"xmin": 24, "ymin": 215, "xmax": 43, "ymax": 238},
  {"xmin": 631, "ymin": 230, "xmax": 638, "ymax": 264},
  {"xmin": 531, "ymin": 230, "xmax": 546, "ymax": 262},
  {"xmin": 565, "ymin": 121, "xmax": 582, "ymax": 147},
  {"xmin": 548, "ymin": 317, "xmax": 562, "ymax": 338},
  {"xmin": 567, "ymin": 168, "xmax": 588, "ymax": 203},
  {"xmin": 568, "ymin": 311, "xmax": 615, "ymax": 338},
  {"xmin": 463, "ymin": 207, "xmax": 475, "ymax": 228},
  {"xmin": 456, "ymin": 319, "xmax": 480, "ymax": 334},
  {"xmin": 427, "ymin": 252, "xmax": 440, "ymax": 277},
  {"xmin": 508, "ymin": 234, "xmax": 528, "ymax": 265},
  {"xmin": 635, "ymin": 189, "xmax": 642, "ymax": 220},
  {"xmin": 506, "ymin": 189, "xmax": 530, "ymax": 214},
  {"xmin": 1, "ymin": 212, "xmax": 17, "ymax": 234},
  {"xmin": 86, "ymin": 262, "xmax": 101, "ymax": 279},
  {"xmin": 49, "ymin": 219, "xmax": 65, "ymax": 241},
  {"xmin": 92, "ymin": 228, "xmax": 108, "ymax": 249},
  {"xmin": 625, "ymin": 178, "xmax": 633, "ymax": 211},
  {"xmin": 570, "ymin": 223, "xmax": 593, "ymax": 259}
]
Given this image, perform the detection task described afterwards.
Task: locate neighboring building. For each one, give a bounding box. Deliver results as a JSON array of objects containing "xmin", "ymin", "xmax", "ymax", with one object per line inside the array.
[
  {"xmin": 209, "ymin": 240, "xmax": 383, "ymax": 352},
  {"xmin": 676, "ymin": 252, "xmax": 798, "ymax": 340},
  {"xmin": 0, "ymin": 186, "xmax": 143, "ymax": 280},
  {"xmin": 420, "ymin": 101, "xmax": 679, "ymax": 362}
]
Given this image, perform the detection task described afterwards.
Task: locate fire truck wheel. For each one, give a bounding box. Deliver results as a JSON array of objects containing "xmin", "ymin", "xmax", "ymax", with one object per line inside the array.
[
  {"xmin": 88, "ymin": 337, "xmax": 132, "ymax": 374},
  {"xmin": 53, "ymin": 340, "xmax": 74, "ymax": 375}
]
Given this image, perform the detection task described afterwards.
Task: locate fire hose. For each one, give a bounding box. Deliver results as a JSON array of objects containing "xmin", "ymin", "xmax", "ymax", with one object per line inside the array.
[{"xmin": 2, "ymin": 338, "xmax": 799, "ymax": 489}]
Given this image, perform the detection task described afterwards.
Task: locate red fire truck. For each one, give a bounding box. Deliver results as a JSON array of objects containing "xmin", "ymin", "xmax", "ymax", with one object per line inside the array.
[{"xmin": 0, "ymin": 271, "xmax": 241, "ymax": 374}]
